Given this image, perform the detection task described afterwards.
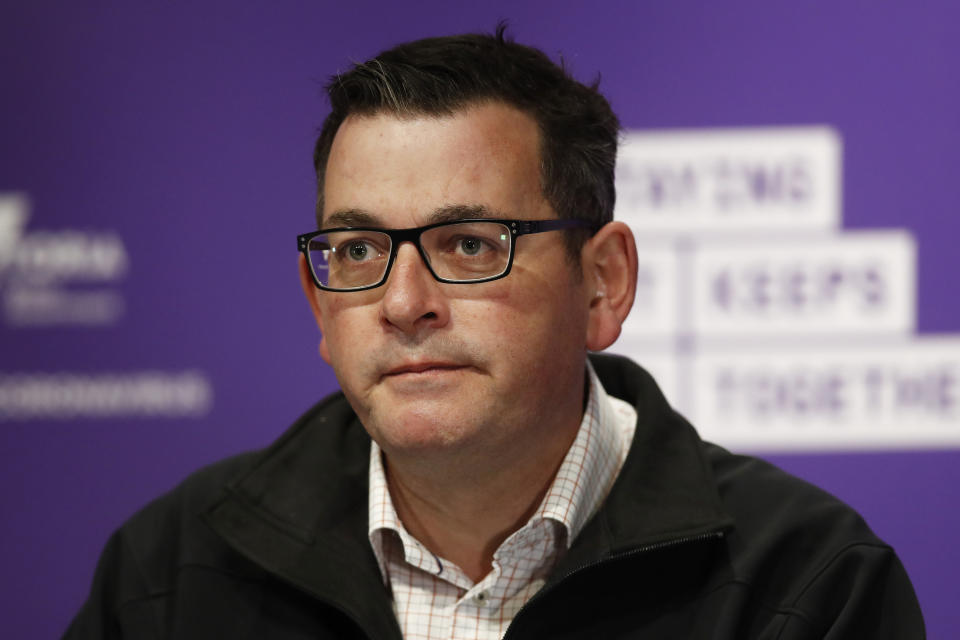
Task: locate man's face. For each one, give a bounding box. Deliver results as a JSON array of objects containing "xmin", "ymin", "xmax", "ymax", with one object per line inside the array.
[{"xmin": 305, "ymin": 103, "xmax": 593, "ymax": 463}]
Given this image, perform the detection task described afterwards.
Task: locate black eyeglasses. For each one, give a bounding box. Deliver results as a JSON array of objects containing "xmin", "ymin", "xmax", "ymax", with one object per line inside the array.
[{"xmin": 297, "ymin": 218, "xmax": 595, "ymax": 292}]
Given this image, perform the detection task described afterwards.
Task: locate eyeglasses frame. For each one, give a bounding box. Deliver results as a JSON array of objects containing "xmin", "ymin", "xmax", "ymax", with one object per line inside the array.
[{"xmin": 297, "ymin": 218, "xmax": 597, "ymax": 292}]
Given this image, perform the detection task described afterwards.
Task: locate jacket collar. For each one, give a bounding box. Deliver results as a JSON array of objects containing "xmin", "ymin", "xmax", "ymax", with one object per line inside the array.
[
  {"xmin": 204, "ymin": 392, "xmax": 402, "ymax": 639},
  {"xmin": 204, "ymin": 354, "xmax": 731, "ymax": 634},
  {"xmin": 551, "ymin": 354, "xmax": 733, "ymax": 579}
]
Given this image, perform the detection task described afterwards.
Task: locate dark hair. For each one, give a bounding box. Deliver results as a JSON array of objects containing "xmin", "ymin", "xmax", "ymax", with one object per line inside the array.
[{"xmin": 313, "ymin": 25, "xmax": 620, "ymax": 257}]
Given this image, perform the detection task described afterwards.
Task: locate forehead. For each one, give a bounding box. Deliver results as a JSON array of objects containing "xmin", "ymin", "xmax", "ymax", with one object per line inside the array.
[{"xmin": 321, "ymin": 103, "xmax": 548, "ymax": 227}]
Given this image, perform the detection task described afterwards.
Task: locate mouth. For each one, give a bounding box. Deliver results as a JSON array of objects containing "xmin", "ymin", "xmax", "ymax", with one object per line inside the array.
[{"xmin": 382, "ymin": 362, "xmax": 469, "ymax": 378}]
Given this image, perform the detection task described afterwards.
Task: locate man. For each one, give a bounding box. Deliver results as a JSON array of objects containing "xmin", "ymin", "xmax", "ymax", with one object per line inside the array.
[{"xmin": 67, "ymin": 28, "xmax": 924, "ymax": 639}]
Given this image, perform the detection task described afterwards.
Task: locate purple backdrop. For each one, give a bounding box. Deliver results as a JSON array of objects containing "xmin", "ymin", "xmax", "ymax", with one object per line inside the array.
[{"xmin": 2, "ymin": 2, "xmax": 957, "ymax": 637}]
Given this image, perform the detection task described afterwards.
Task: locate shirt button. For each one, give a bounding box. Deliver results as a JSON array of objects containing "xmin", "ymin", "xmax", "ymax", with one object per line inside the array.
[{"xmin": 474, "ymin": 590, "xmax": 490, "ymax": 605}]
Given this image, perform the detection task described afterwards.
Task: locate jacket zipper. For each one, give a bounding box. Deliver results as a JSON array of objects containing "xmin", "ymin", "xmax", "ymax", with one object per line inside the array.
[{"xmin": 501, "ymin": 529, "xmax": 725, "ymax": 640}]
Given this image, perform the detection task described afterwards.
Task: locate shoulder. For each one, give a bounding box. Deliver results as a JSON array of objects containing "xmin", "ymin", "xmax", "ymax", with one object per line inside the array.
[
  {"xmin": 65, "ymin": 391, "xmax": 380, "ymax": 638},
  {"xmin": 703, "ymin": 443, "xmax": 923, "ymax": 635},
  {"xmin": 592, "ymin": 352, "xmax": 924, "ymax": 635},
  {"xmin": 592, "ymin": 351, "xmax": 888, "ymax": 556},
  {"xmin": 118, "ymin": 450, "xmax": 257, "ymax": 565},
  {"xmin": 105, "ymin": 390, "xmax": 363, "ymax": 595},
  {"xmin": 705, "ymin": 443, "xmax": 883, "ymax": 565}
]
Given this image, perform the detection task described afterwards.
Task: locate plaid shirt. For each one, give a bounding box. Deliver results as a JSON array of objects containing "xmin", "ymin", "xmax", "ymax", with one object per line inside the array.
[{"xmin": 368, "ymin": 364, "xmax": 638, "ymax": 640}]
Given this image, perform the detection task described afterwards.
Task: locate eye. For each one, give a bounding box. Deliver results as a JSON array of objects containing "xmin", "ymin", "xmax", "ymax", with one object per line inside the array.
[
  {"xmin": 457, "ymin": 236, "xmax": 487, "ymax": 256},
  {"xmin": 348, "ymin": 241, "xmax": 370, "ymax": 261},
  {"xmin": 332, "ymin": 237, "xmax": 384, "ymax": 262}
]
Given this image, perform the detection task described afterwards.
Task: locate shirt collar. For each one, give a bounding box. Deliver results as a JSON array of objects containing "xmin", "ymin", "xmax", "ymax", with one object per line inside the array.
[
  {"xmin": 534, "ymin": 361, "xmax": 635, "ymax": 546},
  {"xmin": 367, "ymin": 360, "xmax": 636, "ymax": 581}
]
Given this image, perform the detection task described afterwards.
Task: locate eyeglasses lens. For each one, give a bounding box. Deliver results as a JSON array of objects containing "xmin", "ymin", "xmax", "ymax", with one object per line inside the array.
[
  {"xmin": 421, "ymin": 222, "xmax": 511, "ymax": 282},
  {"xmin": 308, "ymin": 230, "xmax": 390, "ymax": 290}
]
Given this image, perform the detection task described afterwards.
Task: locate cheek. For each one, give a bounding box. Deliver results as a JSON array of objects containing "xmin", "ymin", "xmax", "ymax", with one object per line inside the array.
[
  {"xmin": 471, "ymin": 282, "xmax": 586, "ymax": 369},
  {"xmin": 317, "ymin": 299, "xmax": 377, "ymax": 375},
  {"xmin": 320, "ymin": 291, "xmax": 379, "ymax": 337}
]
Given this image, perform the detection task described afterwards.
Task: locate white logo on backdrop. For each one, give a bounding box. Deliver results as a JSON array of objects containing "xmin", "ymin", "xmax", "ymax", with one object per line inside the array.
[
  {"xmin": 0, "ymin": 194, "xmax": 127, "ymax": 327},
  {"xmin": 0, "ymin": 193, "xmax": 213, "ymax": 421},
  {"xmin": 611, "ymin": 126, "xmax": 958, "ymax": 451}
]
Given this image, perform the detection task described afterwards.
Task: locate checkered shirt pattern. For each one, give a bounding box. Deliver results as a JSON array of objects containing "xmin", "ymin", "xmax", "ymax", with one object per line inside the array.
[{"xmin": 367, "ymin": 364, "xmax": 638, "ymax": 640}]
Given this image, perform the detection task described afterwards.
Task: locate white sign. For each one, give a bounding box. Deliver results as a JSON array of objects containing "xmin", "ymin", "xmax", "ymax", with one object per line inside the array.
[
  {"xmin": 691, "ymin": 231, "xmax": 915, "ymax": 337},
  {"xmin": 615, "ymin": 127, "xmax": 841, "ymax": 234},
  {"xmin": 690, "ymin": 337, "xmax": 960, "ymax": 451}
]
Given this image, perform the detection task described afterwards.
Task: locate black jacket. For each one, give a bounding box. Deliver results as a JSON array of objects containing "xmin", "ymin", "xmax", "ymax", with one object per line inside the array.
[{"xmin": 65, "ymin": 354, "xmax": 925, "ymax": 639}]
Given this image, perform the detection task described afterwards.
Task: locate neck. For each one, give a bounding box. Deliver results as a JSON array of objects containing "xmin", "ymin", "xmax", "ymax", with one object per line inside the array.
[{"xmin": 381, "ymin": 411, "xmax": 582, "ymax": 583}]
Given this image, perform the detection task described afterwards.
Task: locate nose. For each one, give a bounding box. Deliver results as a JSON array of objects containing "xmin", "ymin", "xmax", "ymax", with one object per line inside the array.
[{"xmin": 379, "ymin": 242, "xmax": 450, "ymax": 335}]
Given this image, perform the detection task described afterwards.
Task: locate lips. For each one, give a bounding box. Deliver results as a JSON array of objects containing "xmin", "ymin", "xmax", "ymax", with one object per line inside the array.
[{"xmin": 383, "ymin": 361, "xmax": 467, "ymax": 377}]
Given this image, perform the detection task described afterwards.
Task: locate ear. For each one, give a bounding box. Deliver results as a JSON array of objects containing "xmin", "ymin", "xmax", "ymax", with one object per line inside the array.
[
  {"xmin": 582, "ymin": 221, "xmax": 638, "ymax": 351},
  {"xmin": 298, "ymin": 254, "xmax": 333, "ymax": 364}
]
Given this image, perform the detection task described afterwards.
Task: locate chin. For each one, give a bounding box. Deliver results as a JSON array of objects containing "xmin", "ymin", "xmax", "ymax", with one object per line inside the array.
[{"xmin": 370, "ymin": 407, "xmax": 482, "ymax": 453}]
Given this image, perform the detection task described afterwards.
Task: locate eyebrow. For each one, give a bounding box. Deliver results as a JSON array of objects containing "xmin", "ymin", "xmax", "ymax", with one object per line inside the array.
[
  {"xmin": 425, "ymin": 204, "xmax": 497, "ymax": 224},
  {"xmin": 322, "ymin": 208, "xmax": 380, "ymax": 228},
  {"xmin": 322, "ymin": 204, "xmax": 502, "ymax": 229}
]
